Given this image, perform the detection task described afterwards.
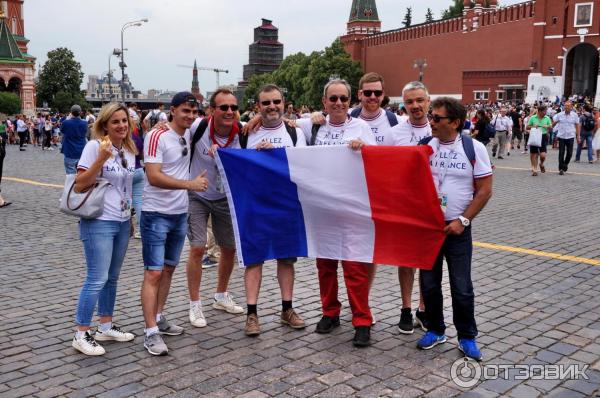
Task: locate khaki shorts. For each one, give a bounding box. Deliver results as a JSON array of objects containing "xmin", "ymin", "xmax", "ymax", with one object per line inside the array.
[{"xmin": 187, "ymin": 194, "xmax": 235, "ymax": 249}]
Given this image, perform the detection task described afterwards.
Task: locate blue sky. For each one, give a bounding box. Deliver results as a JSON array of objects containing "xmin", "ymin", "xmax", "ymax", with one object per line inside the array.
[{"xmin": 25, "ymin": 0, "xmax": 522, "ymax": 94}]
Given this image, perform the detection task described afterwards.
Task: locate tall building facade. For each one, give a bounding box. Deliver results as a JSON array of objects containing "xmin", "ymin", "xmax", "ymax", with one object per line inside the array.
[
  {"xmin": 0, "ymin": 0, "xmax": 35, "ymax": 115},
  {"xmin": 240, "ymin": 18, "xmax": 284, "ymax": 85},
  {"xmin": 340, "ymin": 0, "xmax": 600, "ymax": 106}
]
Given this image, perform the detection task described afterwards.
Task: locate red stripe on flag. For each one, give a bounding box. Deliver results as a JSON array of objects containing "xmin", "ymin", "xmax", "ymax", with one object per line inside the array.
[{"xmin": 361, "ymin": 145, "xmax": 446, "ymax": 270}]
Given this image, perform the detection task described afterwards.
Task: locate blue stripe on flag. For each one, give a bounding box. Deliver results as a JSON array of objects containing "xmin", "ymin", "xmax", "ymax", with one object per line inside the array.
[{"xmin": 217, "ymin": 148, "xmax": 308, "ymax": 265}]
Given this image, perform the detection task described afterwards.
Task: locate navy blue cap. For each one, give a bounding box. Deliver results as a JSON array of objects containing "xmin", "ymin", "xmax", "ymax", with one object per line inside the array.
[{"xmin": 171, "ymin": 91, "xmax": 198, "ymax": 107}]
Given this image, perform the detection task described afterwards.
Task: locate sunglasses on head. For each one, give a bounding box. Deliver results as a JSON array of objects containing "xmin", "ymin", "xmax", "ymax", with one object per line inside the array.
[
  {"xmin": 117, "ymin": 150, "xmax": 128, "ymax": 169},
  {"xmin": 179, "ymin": 137, "xmax": 188, "ymax": 157},
  {"xmin": 260, "ymin": 99, "xmax": 283, "ymax": 106},
  {"xmin": 362, "ymin": 90, "xmax": 383, "ymax": 98},
  {"xmin": 427, "ymin": 114, "xmax": 452, "ymax": 123},
  {"xmin": 328, "ymin": 95, "xmax": 350, "ymax": 103},
  {"xmin": 217, "ymin": 104, "xmax": 239, "ymax": 112}
]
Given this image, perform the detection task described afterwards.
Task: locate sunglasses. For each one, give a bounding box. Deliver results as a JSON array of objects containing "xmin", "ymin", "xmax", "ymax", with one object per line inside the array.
[
  {"xmin": 362, "ymin": 90, "xmax": 383, "ymax": 98},
  {"xmin": 427, "ymin": 114, "xmax": 452, "ymax": 123},
  {"xmin": 328, "ymin": 95, "xmax": 350, "ymax": 103},
  {"xmin": 217, "ymin": 104, "xmax": 239, "ymax": 112},
  {"xmin": 179, "ymin": 137, "xmax": 188, "ymax": 157},
  {"xmin": 260, "ymin": 99, "xmax": 283, "ymax": 106},
  {"xmin": 117, "ymin": 150, "xmax": 128, "ymax": 169}
]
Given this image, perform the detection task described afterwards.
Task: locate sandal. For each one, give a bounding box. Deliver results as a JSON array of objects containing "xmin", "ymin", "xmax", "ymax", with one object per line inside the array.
[
  {"xmin": 540, "ymin": 165, "xmax": 546, "ymax": 173},
  {"xmin": 532, "ymin": 171, "xmax": 538, "ymax": 176},
  {"xmin": 0, "ymin": 201, "xmax": 11, "ymax": 208}
]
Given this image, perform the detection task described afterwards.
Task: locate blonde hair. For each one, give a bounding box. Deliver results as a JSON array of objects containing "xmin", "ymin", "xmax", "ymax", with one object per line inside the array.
[{"xmin": 92, "ymin": 102, "xmax": 138, "ymax": 155}]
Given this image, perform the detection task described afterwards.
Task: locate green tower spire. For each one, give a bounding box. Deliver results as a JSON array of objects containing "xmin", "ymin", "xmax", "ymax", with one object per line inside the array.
[
  {"xmin": 349, "ymin": 0, "xmax": 380, "ymax": 22},
  {"xmin": 0, "ymin": 12, "xmax": 26, "ymax": 63}
]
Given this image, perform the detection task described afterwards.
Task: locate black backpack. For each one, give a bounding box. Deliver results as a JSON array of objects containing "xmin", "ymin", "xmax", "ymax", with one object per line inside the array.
[
  {"xmin": 189, "ymin": 119, "xmax": 297, "ymax": 166},
  {"xmin": 582, "ymin": 114, "xmax": 596, "ymax": 132},
  {"xmin": 149, "ymin": 110, "xmax": 162, "ymax": 128}
]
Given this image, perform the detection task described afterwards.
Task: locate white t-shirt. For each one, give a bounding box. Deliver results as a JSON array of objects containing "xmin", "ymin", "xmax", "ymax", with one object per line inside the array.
[
  {"xmin": 427, "ymin": 136, "xmax": 492, "ymax": 221},
  {"xmin": 143, "ymin": 126, "xmax": 191, "ymax": 214},
  {"xmin": 297, "ymin": 116, "xmax": 376, "ymax": 146},
  {"xmin": 77, "ymin": 140, "xmax": 136, "ymax": 222},
  {"xmin": 144, "ymin": 110, "xmax": 168, "ymax": 124},
  {"xmin": 357, "ymin": 109, "xmax": 401, "ymax": 146},
  {"xmin": 247, "ymin": 121, "xmax": 306, "ymax": 149},
  {"xmin": 190, "ymin": 119, "xmax": 241, "ymax": 201},
  {"xmin": 391, "ymin": 119, "xmax": 432, "ymax": 146}
]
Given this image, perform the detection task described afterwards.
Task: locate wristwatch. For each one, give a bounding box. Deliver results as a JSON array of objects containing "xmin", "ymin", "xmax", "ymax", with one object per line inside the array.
[{"xmin": 458, "ymin": 215, "xmax": 470, "ymax": 227}]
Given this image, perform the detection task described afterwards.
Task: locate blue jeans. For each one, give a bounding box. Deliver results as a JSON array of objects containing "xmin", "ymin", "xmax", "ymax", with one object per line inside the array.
[
  {"xmin": 75, "ymin": 219, "xmax": 130, "ymax": 326},
  {"xmin": 576, "ymin": 134, "xmax": 593, "ymax": 162},
  {"xmin": 64, "ymin": 157, "xmax": 79, "ymax": 175},
  {"xmin": 420, "ymin": 226, "xmax": 477, "ymax": 340},
  {"xmin": 132, "ymin": 168, "xmax": 144, "ymax": 230},
  {"xmin": 141, "ymin": 211, "xmax": 188, "ymax": 271}
]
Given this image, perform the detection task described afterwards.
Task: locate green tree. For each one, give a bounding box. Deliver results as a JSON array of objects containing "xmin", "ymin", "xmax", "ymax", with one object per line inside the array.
[
  {"xmin": 242, "ymin": 72, "xmax": 275, "ymax": 109},
  {"xmin": 52, "ymin": 90, "xmax": 89, "ymax": 114},
  {"xmin": 302, "ymin": 39, "xmax": 363, "ymax": 109},
  {"xmin": 403, "ymin": 7, "xmax": 413, "ymax": 27},
  {"xmin": 0, "ymin": 92, "xmax": 21, "ymax": 115},
  {"xmin": 37, "ymin": 47, "xmax": 85, "ymax": 110},
  {"xmin": 425, "ymin": 8, "xmax": 434, "ymax": 22},
  {"xmin": 443, "ymin": 0, "xmax": 467, "ymax": 19}
]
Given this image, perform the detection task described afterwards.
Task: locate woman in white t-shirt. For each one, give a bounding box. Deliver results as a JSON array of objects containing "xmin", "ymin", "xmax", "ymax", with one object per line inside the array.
[{"xmin": 71, "ymin": 103, "xmax": 137, "ymax": 356}]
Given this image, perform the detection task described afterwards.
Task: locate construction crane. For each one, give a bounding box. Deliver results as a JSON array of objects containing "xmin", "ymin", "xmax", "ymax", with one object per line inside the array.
[{"xmin": 176, "ymin": 64, "xmax": 229, "ymax": 89}]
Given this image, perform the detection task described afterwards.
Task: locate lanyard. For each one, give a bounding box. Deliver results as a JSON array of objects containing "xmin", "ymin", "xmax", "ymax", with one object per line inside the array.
[
  {"xmin": 209, "ymin": 118, "xmax": 238, "ymax": 148},
  {"xmin": 436, "ymin": 135, "xmax": 460, "ymax": 191}
]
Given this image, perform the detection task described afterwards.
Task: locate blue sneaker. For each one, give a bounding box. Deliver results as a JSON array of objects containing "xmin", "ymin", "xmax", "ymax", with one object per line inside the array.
[
  {"xmin": 458, "ymin": 338, "xmax": 483, "ymax": 361},
  {"xmin": 416, "ymin": 331, "xmax": 447, "ymax": 350}
]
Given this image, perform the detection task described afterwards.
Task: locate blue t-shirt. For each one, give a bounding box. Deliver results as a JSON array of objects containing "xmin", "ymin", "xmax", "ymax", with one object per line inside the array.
[{"xmin": 61, "ymin": 117, "xmax": 88, "ymax": 159}]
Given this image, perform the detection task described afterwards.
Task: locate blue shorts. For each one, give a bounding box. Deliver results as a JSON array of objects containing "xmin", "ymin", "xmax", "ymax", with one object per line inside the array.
[{"xmin": 141, "ymin": 211, "xmax": 188, "ymax": 271}]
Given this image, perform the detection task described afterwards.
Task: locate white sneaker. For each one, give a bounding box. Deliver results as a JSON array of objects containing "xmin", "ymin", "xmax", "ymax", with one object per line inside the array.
[
  {"xmin": 213, "ymin": 293, "xmax": 244, "ymax": 314},
  {"xmin": 72, "ymin": 331, "xmax": 105, "ymax": 356},
  {"xmin": 134, "ymin": 231, "xmax": 141, "ymax": 239},
  {"xmin": 189, "ymin": 304, "xmax": 207, "ymax": 327},
  {"xmin": 47, "ymin": 147, "xmax": 54, "ymax": 151},
  {"xmin": 94, "ymin": 325, "xmax": 135, "ymax": 342}
]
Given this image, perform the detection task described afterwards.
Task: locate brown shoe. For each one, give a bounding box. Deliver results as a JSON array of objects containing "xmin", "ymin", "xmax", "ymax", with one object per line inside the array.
[
  {"xmin": 280, "ymin": 308, "xmax": 306, "ymax": 329},
  {"xmin": 245, "ymin": 314, "xmax": 260, "ymax": 336}
]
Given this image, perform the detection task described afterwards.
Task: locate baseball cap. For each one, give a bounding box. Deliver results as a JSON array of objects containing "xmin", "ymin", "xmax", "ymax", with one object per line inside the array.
[
  {"xmin": 71, "ymin": 104, "xmax": 82, "ymax": 113},
  {"xmin": 171, "ymin": 91, "xmax": 198, "ymax": 107}
]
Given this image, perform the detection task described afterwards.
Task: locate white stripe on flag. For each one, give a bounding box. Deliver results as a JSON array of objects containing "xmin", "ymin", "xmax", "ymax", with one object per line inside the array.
[{"xmin": 285, "ymin": 146, "xmax": 375, "ymax": 263}]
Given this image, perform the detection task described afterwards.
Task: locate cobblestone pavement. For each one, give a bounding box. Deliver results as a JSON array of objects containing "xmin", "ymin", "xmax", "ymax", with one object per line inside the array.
[{"xmin": 0, "ymin": 143, "xmax": 599, "ymax": 398}]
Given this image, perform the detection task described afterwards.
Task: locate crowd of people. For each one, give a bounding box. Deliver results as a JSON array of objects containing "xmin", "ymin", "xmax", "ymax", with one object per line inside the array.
[
  {"xmin": 57, "ymin": 72, "xmax": 493, "ymax": 364},
  {"xmin": 2, "ymin": 73, "xmax": 597, "ymax": 364}
]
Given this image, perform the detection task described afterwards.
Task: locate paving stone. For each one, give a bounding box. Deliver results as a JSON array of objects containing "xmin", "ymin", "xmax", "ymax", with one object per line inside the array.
[{"xmin": 2, "ymin": 146, "xmax": 600, "ymax": 397}]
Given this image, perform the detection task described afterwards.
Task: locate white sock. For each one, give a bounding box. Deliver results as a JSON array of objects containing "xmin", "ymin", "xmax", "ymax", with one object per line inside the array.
[
  {"xmin": 190, "ymin": 300, "xmax": 201, "ymax": 308},
  {"xmin": 145, "ymin": 326, "xmax": 159, "ymax": 337},
  {"xmin": 75, "ymin": 330, "xmax": 86, "ymax": 339},
  {"xmin": 98, "ymin": 322, "xmax": 112, "ymax": 332},
  {"xmin": 214, "ymin": 292, "xmax": 227, "ymax": 301},
  {"xmin": 156, "ymin": 313, "xmax": 162, "ymax": 323}
]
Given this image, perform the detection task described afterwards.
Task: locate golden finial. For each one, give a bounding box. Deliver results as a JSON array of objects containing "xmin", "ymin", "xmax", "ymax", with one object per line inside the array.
[{"xmin": 0, "ymin": 9, "xmax": 5, "ymax": 19}]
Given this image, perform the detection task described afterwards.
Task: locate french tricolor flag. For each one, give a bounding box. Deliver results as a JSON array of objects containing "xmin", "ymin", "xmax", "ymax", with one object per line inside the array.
[{"xmin": 216, "ymin": 146, "xmax": 446, "ymax": 269}]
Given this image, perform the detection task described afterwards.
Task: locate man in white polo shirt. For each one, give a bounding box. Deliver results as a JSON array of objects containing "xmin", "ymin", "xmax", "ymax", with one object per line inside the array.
[
  {"xmin": 296, "ymin": 79, "xmax": 376, "ymax": 347},
  {"xmin": 240, "ymin": 84, "xmax": 307, "ymax": 336},
  {"xmin": 417, "ymin": 97, "xmax": 492, "ymax": 362},
  {"xmin": 140, "ymin": 92, "xmax": 209, "ymax": 356},
  {"xmin": 552, "ymin": 101, "xmax": 580, "ymax": 175}
]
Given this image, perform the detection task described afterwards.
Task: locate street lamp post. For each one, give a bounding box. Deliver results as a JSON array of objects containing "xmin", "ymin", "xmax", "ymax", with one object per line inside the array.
[
  {"xmin": 413, "ymin": 59, "xmax": 428, "ymax": 82},
  {"xmin": 107, "ymin": 49, "xmax": 122, "ymax": 103},
  {"xmin": 120, "ymin": 18, "xmax": 148, "ymax": 101}
]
